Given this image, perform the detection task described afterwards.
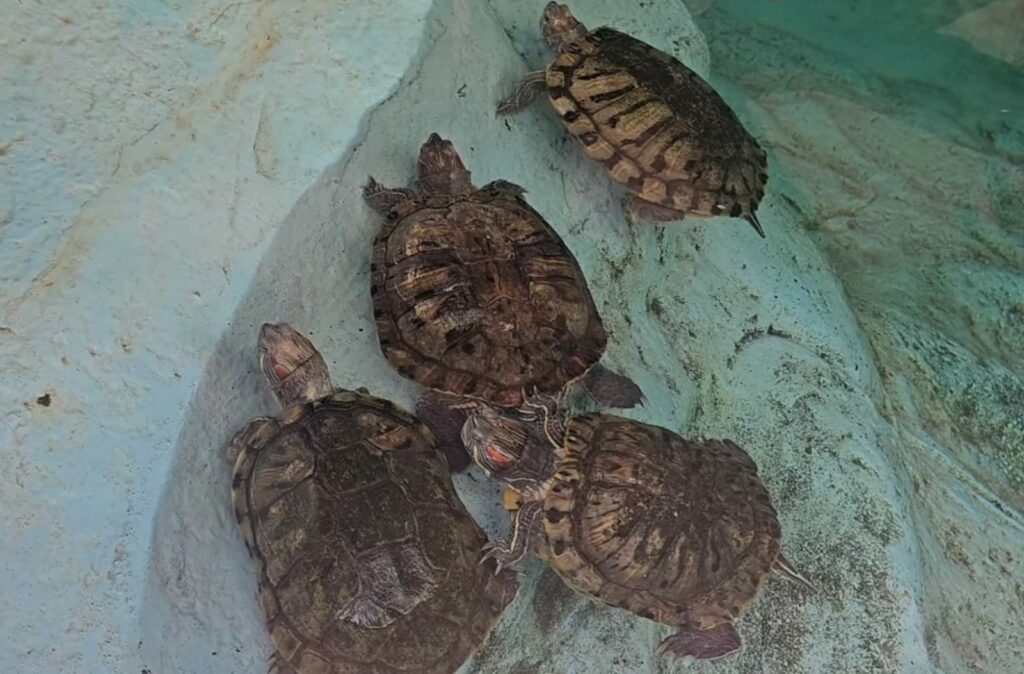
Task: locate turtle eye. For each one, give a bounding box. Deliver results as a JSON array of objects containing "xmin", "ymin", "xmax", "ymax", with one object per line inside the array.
[{"xmin": 484, "ymin": 445, "xmax": 514, "ymax": 469}]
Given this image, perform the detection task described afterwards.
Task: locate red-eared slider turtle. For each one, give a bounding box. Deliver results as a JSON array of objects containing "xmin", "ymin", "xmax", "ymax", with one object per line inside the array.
[
  {"xmin": 228, "ymin": 323, "xmax": 518, "ymax": 673},
  {"xmin": 460, "ymin": 393, "xmax": 813, "ymax": 661},
  {"xmin": 498, "ymin": 3, "xmax": 769, "ymax": 237},
  {"xmin": 363, "ymin": 133, "xmax": 643, "ymax": 467}
]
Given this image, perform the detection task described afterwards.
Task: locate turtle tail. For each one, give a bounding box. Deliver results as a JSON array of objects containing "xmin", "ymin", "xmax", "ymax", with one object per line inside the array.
[{"xmin": 745, "ymin": 212, "xmax": 766, "ymax": 238}]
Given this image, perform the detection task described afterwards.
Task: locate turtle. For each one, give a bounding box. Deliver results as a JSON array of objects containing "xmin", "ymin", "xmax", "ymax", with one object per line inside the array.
[
  {"xmin": 459, "ymin": 392, "xmax": 813, "ymax": 661},
  {"xmin": 228, "ymin": 323, "xmax": 519, "ymax": 674},
  {"xmin": 497, "ymin": 2, "xmax": 769, "ymax": 238},
  {"xmin": 362, "ymin": 133, "xmax": 644, "ymax": 469}
]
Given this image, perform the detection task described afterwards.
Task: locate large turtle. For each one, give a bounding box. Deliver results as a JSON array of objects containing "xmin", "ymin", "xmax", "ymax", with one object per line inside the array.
[
  {"xmin": 363, "ymin": 133, "xmax": 643, "ymax": 468},
  {"xmin": 228, "ymin": 323, "xmax": 518, "ymax": 673},
  {"xmin": 498, "ymin": 3, "xmax": 769, "ymax": 237},
  {"xmin": 460, "ymin": 393, "xmax": 813, "ymax": 661}
]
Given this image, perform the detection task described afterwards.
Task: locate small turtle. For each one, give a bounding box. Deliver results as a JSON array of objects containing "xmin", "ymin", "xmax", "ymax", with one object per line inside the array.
[
  {"xmin": 460, "ymin": 393, "xmax": 813, "ymax": 660},
  {"xmin": 363, "ymin": 133, "xmax": 643, "ymax": 467},
  {"xmin": 228, "ymin": 323, "xmax": 518, "ymax": 674},
  {"xmin": 498, "ymin": 3, "xmax": 769, "ymax": 237}
]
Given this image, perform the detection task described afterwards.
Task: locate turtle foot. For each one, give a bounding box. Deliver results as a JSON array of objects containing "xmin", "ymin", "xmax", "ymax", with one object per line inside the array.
[
  {"xmin": 362, "ymin": 177, "xmax": 415, "ymax": 214},
  {"xmin": 656, "ymin": 624, "xmax": 741, "ymax": 661},
  {"xmin": 582, "ymin": 364, "xmax": 645, "ymax": 409},
  {"xmin": 480, "ymin": 500, "xmax": 542, "ymax": 573},
  {"xmin": 480, "ymin": 540, "xmax": 524, "ymax": 574}
]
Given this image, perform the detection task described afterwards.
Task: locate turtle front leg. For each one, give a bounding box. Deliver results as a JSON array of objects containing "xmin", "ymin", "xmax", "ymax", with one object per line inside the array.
[
  {"xmin": 480, "ymin": 179, "xmax": 527, "ymax": 198},
  {"xmin": 481, "ymin": 500, "xmax": 543, "ymax": 573},
  {"xmin": 497, "ymin": 71, "xmax": 547, "ymax": 115},
  {"xmin": 656, "ymin": 623, "xmax": 742, "ymax": 661},
  {"xmin": 520, "ymin": 388, "xmax": 567, "ymax": 449},
  {"xmin": 363, "ymin": 177, "xmax": 416, "ymax": 214},
  {"xmin": 226, "ymin": 417, "xmax": 277, "ymax": 464}
]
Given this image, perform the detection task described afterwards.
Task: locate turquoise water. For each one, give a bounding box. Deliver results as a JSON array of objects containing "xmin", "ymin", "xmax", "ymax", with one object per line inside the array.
[
  {"xmin": 693, "ymin": 3, "xmax": 1024, "ymax": 672},
  {"xmin": 698, "ymin": 0, "xmax": 1024, "ymax": 504}
]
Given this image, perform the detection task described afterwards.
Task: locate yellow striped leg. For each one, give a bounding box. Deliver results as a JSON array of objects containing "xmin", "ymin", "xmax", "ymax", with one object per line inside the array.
[
  {"xmin": 481, "ymin": 500, "xmax": 542, "ymax": 572},
  {"xmin": 497, "ymin": 71, "xmax": 547, "ymax": 115}
]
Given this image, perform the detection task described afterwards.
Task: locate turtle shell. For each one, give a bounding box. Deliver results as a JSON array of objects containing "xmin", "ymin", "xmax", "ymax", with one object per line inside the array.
[
  {"xmin": 541, "ymin": 413, "xmax": 781, "ymax": 631},
  {"xmin": 371, "ymin": 183, "xmax": 606, "ymax": 408},
  {"xmin": 229, "ymin": 390, "xmax": 517, "ymax": 673},
  {"xmin": 545, "ymin": 28, "xmax": 768, "ymax": 222}
]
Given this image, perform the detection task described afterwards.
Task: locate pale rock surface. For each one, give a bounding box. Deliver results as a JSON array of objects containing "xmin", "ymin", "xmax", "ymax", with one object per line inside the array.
[
  {"xmin": 1, "ymin": 0, "xmax": 436, "ymax": 671},
  {"xmin": 939, "ymin": 0, "xmax": 1024, "ymax": 68},
  {"xmin": 699, "ymin": 2, "xmax": 1024, "ymax": 672},
  {"xmin": 1, "ymin": 1, "xmax": 1020, "ymax": 674}
]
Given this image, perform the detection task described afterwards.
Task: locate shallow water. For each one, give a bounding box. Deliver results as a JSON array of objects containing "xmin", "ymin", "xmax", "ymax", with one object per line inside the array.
[{"xmin": 1, "ymin": 1, "xmax": 1021, "ymax": 673}]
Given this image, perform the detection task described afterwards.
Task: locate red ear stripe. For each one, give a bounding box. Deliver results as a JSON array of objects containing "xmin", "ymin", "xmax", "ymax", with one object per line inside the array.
[
  {"xmin": 272, "ymin": 359, "xmax": 293, "ymax": 379},
  {"xmin": 485, "ymin": 445, "xmax": 513, "ymax": 468}
]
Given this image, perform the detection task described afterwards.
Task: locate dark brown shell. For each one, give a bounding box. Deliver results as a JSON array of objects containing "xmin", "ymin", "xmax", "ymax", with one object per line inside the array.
[
  {"xmin": 545, "ymin": 28, "xmax": 768, "ymax": 222},
  {"xmin": 542, "ymin": 414, "xmax": 780, "ymax": 631},
  {"xmin": 371, "ymin": 184, "xmax": 606, "ymax": 408},
  {"xmin": 229, "ymin": 391, "xmax": 517, "ymax": 674}
]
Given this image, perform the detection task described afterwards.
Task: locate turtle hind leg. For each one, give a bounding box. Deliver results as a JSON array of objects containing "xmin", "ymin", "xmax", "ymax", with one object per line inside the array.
[
  {"xmin": 497, "ymin": 71, "xmax": 547, "ymax": 115},
  {"xmin": 416, "ymin": 391, "xmax": 472, "ymax": 472},
  {"xmin": 581, "ymin": 364, "xmax": 645, "ymax": 409},
  {"xmin": 656, "ymin": 623, "xmax": 741, "ymax": 661}
]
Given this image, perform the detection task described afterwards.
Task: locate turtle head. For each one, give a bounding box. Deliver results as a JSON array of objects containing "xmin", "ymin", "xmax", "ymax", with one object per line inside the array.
[
  {"xmin": 415, "ymin": 133, "xmax": 473, "ymax": 196},
  {"xmin": 258, "ymin": 323, "xmax": 333, "ymax": 408},
  {"xmin": 461, "ymin": 405, "xmax": 529, "ymax": 478},
  {"xmin": 541, "ymin": 3, "xmax": 588, "ymax": 53}
]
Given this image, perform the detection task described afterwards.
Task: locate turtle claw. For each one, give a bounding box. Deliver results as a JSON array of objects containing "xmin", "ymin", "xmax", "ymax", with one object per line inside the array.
[
  {"xmin": 521, "ymin": 387, "xmax": 560, "ymax": 413},
  {"xmin": 517, "ymin": 387, "xmax": 538, "ymax": 420},
  {"xmin": 480, "ymin": 541, "xmax": 514, "ymax": 574}
]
